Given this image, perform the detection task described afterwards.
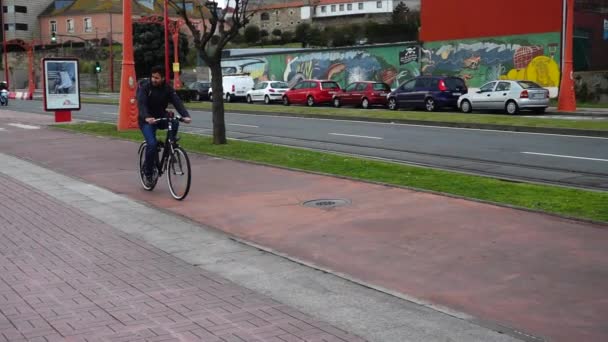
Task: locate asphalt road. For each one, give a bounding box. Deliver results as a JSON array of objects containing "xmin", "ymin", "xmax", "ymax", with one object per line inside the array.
[{"xmin": 9, "ymin": 100, "xmax": 608, "ymax": 190}]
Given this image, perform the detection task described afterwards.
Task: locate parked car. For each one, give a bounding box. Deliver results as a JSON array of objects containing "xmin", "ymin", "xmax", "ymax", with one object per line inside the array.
[
  {"xmin": 282, "ymin": 80, "xmax": 341, "ymax": 106},
  {"xmin": 332, "ymin": 81, "xmax": 391, "ymax": 109},
  {"xmin": 458, "ymin": 80, "xmax": 549, "ymax": 114},
  {"xmin": 208, "ymin": 74, "xmax": 255, "ymax": 102},
  {"xmin": 387, "ymin": 76, "xmax": 467, "ymax": 111},
  {"xmin": 187, "ymin": 81, "xmax": 211, "ymax": 101},
  {"xmin": 246, "ymin": 81, "xmax": 289, "ymax": 104}
]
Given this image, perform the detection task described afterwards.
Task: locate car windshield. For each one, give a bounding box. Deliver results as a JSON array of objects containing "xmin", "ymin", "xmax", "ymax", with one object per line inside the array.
[
  {"xmin": 373, "ymin": 83, "xmax": 391, "ymax": 91},
  {"xmin": 271, "ymin": 82, "xmax": 288, "ymax": 89},
  {"xmin": 518, "ymin": 81, "xmax": 542, "ymax": 89},
  {"xmin": 321, "ymin": 81, "xmax": 340, "ymax": 90}
]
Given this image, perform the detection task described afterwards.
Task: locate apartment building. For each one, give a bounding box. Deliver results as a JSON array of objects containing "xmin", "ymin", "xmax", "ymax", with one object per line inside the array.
[{"xmin": 1, "ymin": 0, "xmax": 53, "ymax": 40}]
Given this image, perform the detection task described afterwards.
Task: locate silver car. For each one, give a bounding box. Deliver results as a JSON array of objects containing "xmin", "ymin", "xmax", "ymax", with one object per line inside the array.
[{"xmin": 458, "ymin": 80, "xmax": 549, "ymax": 114}]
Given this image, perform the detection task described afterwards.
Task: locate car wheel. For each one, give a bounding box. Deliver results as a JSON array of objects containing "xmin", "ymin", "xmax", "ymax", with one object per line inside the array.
[
  {"xmin": 460, "ymin": 100, "xmax": 472, "ymax": 113},
  {"xmin": 283, "ymin": 96, "xmax": 290, "ymax": 106},
  {"xmin": 307, "ymin": 96, "xmax": 315, "ymax": 107},
  {"xmin": 388, "ymin": 98, "xmax": 398, "ymax": 110},
  {"xmin": 534, "ymin": 107, "xmax": 546, "ymax": 114},
  {"xmin": 264, "ymin": 95, "xmax": 270, "ymax": 104},
  {"xmin": 361, "ymin": 98, "xmax": 370, "ymax": 109},
  {"xmin": 333, "ymin": 97, "xmax": 341, "ymax": 108},
  {"xmin": 425, "ymin": 98, "xmax": 436, "ymax": 112},
  {"xmin": 246, "ymin": 95, "xmax": 252, "ymax": 103},
  {"xmin": 505, "ymin": 100, "xmax": 519, "ymax": 115},
  {"xmin": 225, "ymin": 93, "xmax": 232, "ymax": 103}
]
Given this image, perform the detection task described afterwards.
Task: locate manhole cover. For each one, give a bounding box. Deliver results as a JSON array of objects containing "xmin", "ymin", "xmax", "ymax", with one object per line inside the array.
[{"xmin": 302, "ymin": 199, "xmax": 351, "ymax": 209}]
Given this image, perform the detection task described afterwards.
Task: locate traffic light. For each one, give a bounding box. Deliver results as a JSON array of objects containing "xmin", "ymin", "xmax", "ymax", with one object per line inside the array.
[
  {"xmin": 51, "ymin": 32, "xmax": 56, "ymax": 43},
  {"xmin": 95, "ymin": 61, "xmax": 101, "ymax": 73}
]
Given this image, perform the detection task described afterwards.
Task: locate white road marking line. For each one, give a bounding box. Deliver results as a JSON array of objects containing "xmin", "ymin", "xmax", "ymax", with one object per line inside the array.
[
  {"xmin": 522, "ymin": 152, "xmax": 608, "ymax": 162},
  {"xmin": 218, "ymin": 111, "xmax": 608, "ymax": 140},
  {"xmin": 0, "ymin": 127, "xmax": 5, "ymax": 131},
  {"xmin": 330, "ymin": 133, "xmax": 383, "ymax": 140},
  {"xmin": 227, "ymin": 123, "xmax": 259, "ymax": 128},
  {"xmin": 8, "ymin": 123, "xmax": 40, "ymax": 130},
  {"xmin": 103, "ymin": 112, "xmax": 117, "ymax": 115}
]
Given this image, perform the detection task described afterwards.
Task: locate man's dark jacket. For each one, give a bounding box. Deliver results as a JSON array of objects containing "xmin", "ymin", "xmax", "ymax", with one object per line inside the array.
[{"xmin": 136, "ymin": 79, "xmax": 190, "ymax": 126}]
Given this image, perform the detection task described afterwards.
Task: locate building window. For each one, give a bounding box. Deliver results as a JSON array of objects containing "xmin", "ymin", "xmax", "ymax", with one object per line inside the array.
[
  {"xmin": 3, "ymin": 24, "xmax": 14, "ymax": 31},
  {"xmin": 291, "ymin": 21, "xmax": 294, "ymax": 25},
  {"xmin": 321, "ymin": 6, "xmax": 326, "ymax": 13},
  {"xmin": 15, "ymin": 5, "xmax": 27, "ymax": 13},
  {"xmin": 50, "ymin": 20, "xmax": 57, "ymax": 33},
  {"xmin": 376, "ymin": 1, "xmax": 382, "ymax": 8},
  {"xmin": 66, "ymin": 19, "xmax": 74, "ymax": 33},
  {"xmin": 339, "ymin": 4, "xmax": 344, "ymax": 11},
  {"xmin": 289, "ymin": 10, "xmax": 294, "ymax": 15},
  {"xmin": 84, "ymin": 18, "xmax": 92, "ymax": 32},
  {"xmin": 15, "ymin": 23, "xmax": 28, "ymax": 31},
  {"xmin": 261, "ymin": 12, "xmax": 269, "ymax": 20},
  {"xmin": 275, "ymin": 22, "xmax": 280, "ymax": 26},
  {"xmin": 359, "ymin": 3, "xmax": 364, "ymax": 10},
  {"xmin": 331, "ymin": 5, "xmax": 336, "ymax": 12},
  {"xmin": 347, "ymin": 4, "xmax": 352, "ymax": 10}
]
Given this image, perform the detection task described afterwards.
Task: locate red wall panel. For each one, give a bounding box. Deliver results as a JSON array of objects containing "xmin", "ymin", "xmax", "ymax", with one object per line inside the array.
[{"xmin": 420, "ymin": 0, "xmax": 563, "ymax": 42}]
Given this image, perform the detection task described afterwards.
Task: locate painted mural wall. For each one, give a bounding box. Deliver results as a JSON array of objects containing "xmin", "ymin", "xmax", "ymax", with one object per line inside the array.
[
  {"xmin": 220, "ymin": 44, "xmax": 421, "ymax": 90},
  {"xmin": 421, "ymin": 33, "xmax": 562, "ymax": 88}
]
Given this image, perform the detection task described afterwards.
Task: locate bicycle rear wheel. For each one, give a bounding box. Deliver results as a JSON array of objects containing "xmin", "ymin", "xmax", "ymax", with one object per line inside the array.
[
  {"xmin": 138, "ymin": 142, "xmax": 158, "ymax": 191},
  {"xmin": 167, "ymin": 147, "xmax": 191, "ymax": 200}
]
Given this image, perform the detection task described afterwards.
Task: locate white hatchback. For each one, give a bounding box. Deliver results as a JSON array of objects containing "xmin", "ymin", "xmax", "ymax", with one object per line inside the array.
[
  {"xmin": 458, "ymin": 80, "xmax": 550, "ymax": 115},
  {"xmin": 246, "ymin": 81, "xmax": 290, "ymax": 104}
]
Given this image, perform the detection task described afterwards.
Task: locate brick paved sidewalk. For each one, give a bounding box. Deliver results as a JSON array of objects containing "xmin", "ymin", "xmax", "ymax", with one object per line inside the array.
[{"xmin": 0, "ymin": 174, "xmax": 364, "ymax": 342}]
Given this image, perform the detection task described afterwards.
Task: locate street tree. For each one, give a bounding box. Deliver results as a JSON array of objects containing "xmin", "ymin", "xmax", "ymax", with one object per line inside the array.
[
  {"xmin": 168, "ymin": 0, "xmax": 254, "ymax": 144},
  {"xmin": 391, "ymin": 1, "xmax": 410, "ymax": 24},
  {"xmin": 244, "ymin": 25, "xmax": 261, "ymax": 43},
  {"xmin": 133, "ymin": 18, "xmax": 189, "ymax": 79},
  {"xmin": 294, "ymin": 22, "xmax": 311, "ymax": 47}
]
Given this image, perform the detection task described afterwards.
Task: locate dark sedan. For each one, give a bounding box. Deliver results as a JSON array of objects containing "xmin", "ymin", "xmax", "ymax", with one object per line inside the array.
[{"xmin": 187, "ymin": 81, "xmax": 211, "ymax": 101}]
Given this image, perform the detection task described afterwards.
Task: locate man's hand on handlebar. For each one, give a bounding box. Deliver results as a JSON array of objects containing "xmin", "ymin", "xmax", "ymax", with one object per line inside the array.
[
  {"xmin": 182, "ymin": 117, "xmax": 192, "ymax": 124},
  {"xmin": 145, "ymin": 117, "xmax": 156, "ymax": 125}
]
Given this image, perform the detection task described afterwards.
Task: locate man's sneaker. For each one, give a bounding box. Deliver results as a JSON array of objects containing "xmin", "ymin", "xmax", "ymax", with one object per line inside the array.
[{"xmin": 144, "ymin": 174, "xmax": 155, "ymax": 187}]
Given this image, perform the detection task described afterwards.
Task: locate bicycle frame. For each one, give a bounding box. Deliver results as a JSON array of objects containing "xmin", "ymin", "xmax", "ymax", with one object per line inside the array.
[{"xmin": 154, "ymin": 117, "xmax": 179, "ymax": 177}]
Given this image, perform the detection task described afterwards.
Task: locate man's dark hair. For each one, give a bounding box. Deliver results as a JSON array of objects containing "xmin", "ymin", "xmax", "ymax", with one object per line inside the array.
[{"xmin": 150, "ymin": 65, "xmax": 164, "ymax": 77}]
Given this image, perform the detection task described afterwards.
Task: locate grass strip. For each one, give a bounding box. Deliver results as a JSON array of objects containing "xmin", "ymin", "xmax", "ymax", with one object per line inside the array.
[{"xmin": 55, "ymin": 122, "xmax": 608, "ymax": 223}]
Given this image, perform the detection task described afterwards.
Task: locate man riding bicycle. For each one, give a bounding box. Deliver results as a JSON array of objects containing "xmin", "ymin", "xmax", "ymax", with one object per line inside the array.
[{"xmin": 137, "ymin": 65, "xmax": 192, "ymax": 186}]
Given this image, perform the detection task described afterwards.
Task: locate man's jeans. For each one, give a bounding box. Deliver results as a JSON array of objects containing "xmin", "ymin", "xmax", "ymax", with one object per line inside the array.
[{"xmin": 140, "ymin": 120, "xmax": 179, "ymax": 177}]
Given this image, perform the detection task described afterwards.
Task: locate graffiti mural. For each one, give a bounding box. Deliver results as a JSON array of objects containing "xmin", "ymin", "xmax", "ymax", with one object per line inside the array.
[
  {"xmin": 422, "ymin": 33, "xmax": 561, "ymax": 88},
  {"xmin": 220, "ymin": 44, "xmax": 421, "ymax": 89}
]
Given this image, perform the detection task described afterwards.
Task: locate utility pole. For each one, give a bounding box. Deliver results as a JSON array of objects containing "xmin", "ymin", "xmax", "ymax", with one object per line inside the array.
[
  {"xmin": 1, "ymin": 0, "xmax": 9, "ymax": 87},
  {"xmin": 109, "ymin": 13, "xmax": 114, "ymax": 92}
]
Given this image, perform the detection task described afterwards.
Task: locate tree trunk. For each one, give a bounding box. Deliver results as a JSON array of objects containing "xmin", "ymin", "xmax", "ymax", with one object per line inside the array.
[{"xmin": 209, "ymin": 61, "xmax": 226, "ymax": 144}]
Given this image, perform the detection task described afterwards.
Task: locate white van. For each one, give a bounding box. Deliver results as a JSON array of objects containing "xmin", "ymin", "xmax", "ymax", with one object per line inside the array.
[{"xmin": 208, "ymin": 74, "xmax": 255, "ymax": 102}]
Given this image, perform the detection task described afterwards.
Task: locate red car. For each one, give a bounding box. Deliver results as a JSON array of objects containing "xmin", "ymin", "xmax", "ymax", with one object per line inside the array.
[
  {"xmin": 332, "ymin": 81, "xmax": 392, "ymax": 109},
  {"xmin": 282, "ymin": 80, "xmax": 341, "ymax": 107}
]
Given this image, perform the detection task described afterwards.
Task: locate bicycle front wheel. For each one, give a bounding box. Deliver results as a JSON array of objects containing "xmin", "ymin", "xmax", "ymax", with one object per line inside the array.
[{"xmin": 167, "ymin": 147, "xmax": 191, "ymax": 200}]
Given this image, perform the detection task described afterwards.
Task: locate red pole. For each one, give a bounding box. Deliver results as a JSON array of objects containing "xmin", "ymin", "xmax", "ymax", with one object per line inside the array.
[
  {"xmin": 164, "ymin": 0, "xmax": 170, "ymax": 83},
  {"xmin": 557, "ymin": 0, "xmax": 576, "ymax": 112},
  {"xmin": 117, "ymin": 0, "xmax": 139, "ymax": 130},
  {"xmin": 1, "ymin": 0, "xmax": 9, "ymax": 88},
  {"xmin": 172, "ymin": 23, "xmax": 181, "ymax": 89},
  {"xmin": 27, "ymin": 46, "xmax": 34, "ymax": 99},
  {"xmin": 109, "ymin": 13, "xmax": 114, "ymax": 92}
]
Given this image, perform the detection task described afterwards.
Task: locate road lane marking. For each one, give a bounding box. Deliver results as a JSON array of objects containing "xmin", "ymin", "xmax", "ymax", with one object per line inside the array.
[
  {"xmin": 227, "ymin": 123, "xmax": 259, "ymax": 128},
  {"xmin": 8, "ymin": 123, "xmax": 40, "ymax": 130},
  {"xmin": 0, "ymin": 127, "xmax": 5, "ymax": 131},
  {"xmin": 103, "ymin": 112, "xmax": 117, "ymax": 115},
  {"xmin": 330, "ymin": 133, "xmax": 383, "ymax": 140},
  {"xmin": 522, "ymin": 152, "xmax": 608, "ymax": 162}
]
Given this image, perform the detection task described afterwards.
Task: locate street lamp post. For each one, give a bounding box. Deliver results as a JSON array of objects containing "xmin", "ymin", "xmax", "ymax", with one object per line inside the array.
[
  {"xmin": 1, "ymin": 0, "xmax": 8, "ymax": 87},
  {"xmin": 117, "ymin": 0, "xmax": 139, "ymax": 130},
  {"xmin": 558, "ymin": 0, "xmax": 576, "ymax": 112}
]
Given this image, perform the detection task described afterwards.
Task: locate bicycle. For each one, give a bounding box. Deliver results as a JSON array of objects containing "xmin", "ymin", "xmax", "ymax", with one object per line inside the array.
[{"xmin": 138, "ymin": 112, "xmax": 191, "ymax": 200}]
